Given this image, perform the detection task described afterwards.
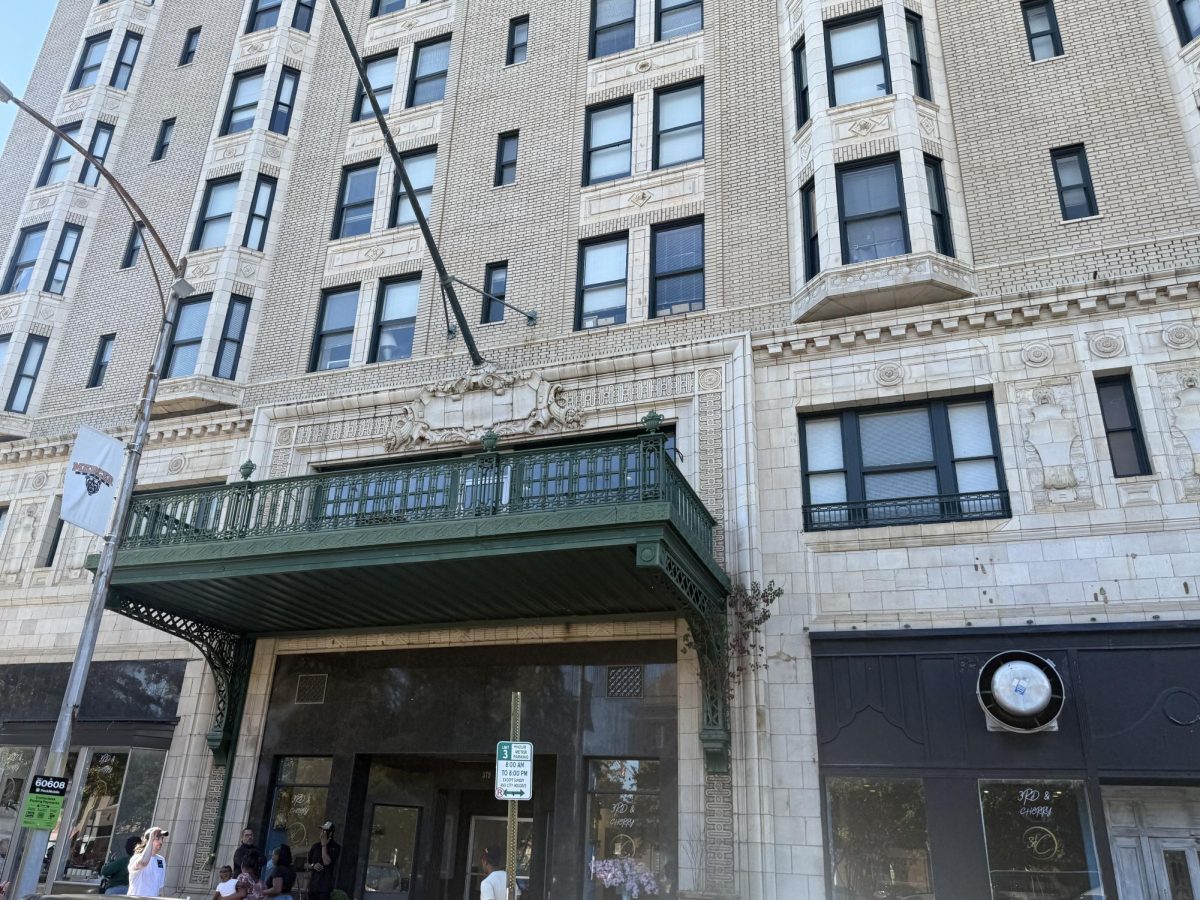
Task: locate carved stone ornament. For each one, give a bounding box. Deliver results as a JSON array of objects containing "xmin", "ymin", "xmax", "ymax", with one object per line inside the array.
[
  {"xmin": 383, "ymin": 365, "xmax": 584, "ymax": 451},
  {"xmin": 1167, "ymin": 370, "xmax": 1200, "ymax": 477},
  {"xmin": 872, "ymin": 362, "xmax": 906, "ymax": 387},
  {"xmin": 1164, "ymin": 323, "xmax": 1198, "ymax": 349},
  {"xmin": 1088, "ymin": 332, "xmax": 1125, "ymax": 358},
  {"xmin": 1022, "ymin": 342, "xmax": 1053, "ymax": 368},
  {"xmin": 1025, "ymin": 387, "xmax": 1081, "ymax": 495}
]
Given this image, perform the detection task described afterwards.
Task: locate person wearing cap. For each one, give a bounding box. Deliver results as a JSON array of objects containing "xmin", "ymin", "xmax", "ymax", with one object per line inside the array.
[
  {"xmin": 101, "ymin": 835, "xmax": 140, "ymax": 894},
  {"xmin": 305, "ymin": 822, "xmax": 340, "ymax": 900},
  {"xmin": 128, "ymin": 826, "xmax": 169, "ymax": 897}
]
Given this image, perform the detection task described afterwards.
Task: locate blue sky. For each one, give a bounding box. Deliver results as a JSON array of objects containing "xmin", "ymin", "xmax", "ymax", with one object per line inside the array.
[{"xmin": 0, "ymin": 4, "xmax": 56, "ymax": 149}]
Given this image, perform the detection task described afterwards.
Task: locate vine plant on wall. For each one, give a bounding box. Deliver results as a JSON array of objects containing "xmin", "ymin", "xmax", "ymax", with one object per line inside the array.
[{"xmin": 685, "ymin": 580, "xmax": 782, "ymax": 700}]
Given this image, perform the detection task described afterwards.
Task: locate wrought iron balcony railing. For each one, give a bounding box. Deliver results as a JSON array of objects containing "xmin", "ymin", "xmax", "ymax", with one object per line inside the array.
[
  {"xmin": 803, "ymin": 490, "xmax": 1011, "ymax": 532},
  {"xmin": 121, "ymin": 433, "xmax": 719, "ymax": 567}
]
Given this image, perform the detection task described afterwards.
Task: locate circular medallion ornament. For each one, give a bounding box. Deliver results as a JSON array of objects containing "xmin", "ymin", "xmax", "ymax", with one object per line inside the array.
[
  {"xmin": 31, "ymin": 473, "xmax": 48, "ymax": 490},
  {"xmin": 635, "ymin": 60, "xmax": 653, "ymax": 72},
  {"xmin": 873, "ymin": 362, "xmax": 905, "ymax": 387},
  {"xmin": 1022, "ymin": 342, "xmax": 1053, "ymax": 368},
  {"xmin": 167, "ymin": 455, "xmax": 186, "ymax": 475},
  {"xmin": 277, "ymin": 427, "xmax": 295, "ymax": 447},
  {"xmin": 1089, "ymin": 333, "xmax": 1124, "ymax": 358},
  {"xmin": 698, "ymin": 368, "xmax": 722, "ymax": 392},
  {"xmin": 1164, "ymin": 324, "xmax": 1197, "ymax": 350}
]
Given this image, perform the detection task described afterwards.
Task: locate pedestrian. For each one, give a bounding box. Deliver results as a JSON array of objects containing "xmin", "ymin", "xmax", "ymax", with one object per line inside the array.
[
  {"xmin": 233, "ymin": 828, "xmax": 260, "ymax": 875},
  {"xmin": 100, "ymin": 835, "xmax": 140, "ymax": 894},
  {"xmin": 0, "ymin": 880, "xmax": 9, "ymax": 897},
  {"xmin": 479, "ymin": 847, "xmax": 511, "ymax": 900},
  {"xmin": 128, "ymin": 826, "xmax": 169, "ymax": 898},
  {"xmin": 262, "ymin": 845, "xmax": 296, "ymax": 900},
  {"xmin": 213, "ymin": 865, "xmax": 239, "ymax": 900},
  {"xmin": 234, "ymin": 850, "xmax": 264, "ymax": 900},
  {"xmin": 305, "ymin": 822, "xmax": 341, "ymax": 900}
]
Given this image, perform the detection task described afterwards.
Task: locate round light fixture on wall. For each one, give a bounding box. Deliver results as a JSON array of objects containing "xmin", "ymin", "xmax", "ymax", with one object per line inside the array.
[{"xmin": 977, "ymin": 650, "xmax": 1065, "ymax": 733}]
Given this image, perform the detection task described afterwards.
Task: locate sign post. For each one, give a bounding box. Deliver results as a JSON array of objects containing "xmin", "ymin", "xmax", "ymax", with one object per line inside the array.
[
  {"xmin": 20, "ymin": 775, "xmax": 69, "ymax": 830},
  {"xmin": 495, "ymin": 693, "xmax": 533, "ymax": 899}
]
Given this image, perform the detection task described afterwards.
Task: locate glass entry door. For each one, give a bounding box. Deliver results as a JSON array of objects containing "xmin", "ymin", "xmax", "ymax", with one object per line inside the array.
[
  {"xmin": 1150, "ymin": 839, "xmax": 1200, "ymax": 899},
  {"xmin": 364, "ymin": 805, "xmax": 420, "ymax": 900},
  {"xmin": 464, "ymin": 815, "xmax": 532, "ymax": 900}
]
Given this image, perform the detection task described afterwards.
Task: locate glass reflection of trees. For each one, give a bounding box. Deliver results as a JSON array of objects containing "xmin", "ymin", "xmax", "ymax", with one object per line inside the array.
[
  {"xmin": 267, "ymin": 757, "xmax": 333, "ymax": 862},
  {"xmin": 63, "ymin": 752, "xmax": 128, "ymax": 877},
  {"xmin": 585, "ymin": 760, "xmax": 666, "ymax": 900}
]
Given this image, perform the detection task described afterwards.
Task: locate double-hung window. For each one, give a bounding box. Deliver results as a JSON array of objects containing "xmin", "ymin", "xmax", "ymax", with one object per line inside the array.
[
  {"xmin": 372, "ymin": 0, "xmax": 408, "ymax": 14},
  {"xmin": 0, "ymin": 335, "xmax": 8, "ymax": 377},
  {"xmin": 577, "ymin": 235, "xmax": 628, "ymax": 329},
  {"xmin": 293, "ymin": 0, "xmax": 316, "ymax": 32},
  {"xmin": 801, "ymin": 179, "xmax": 819, "ymax": 281},
  {"xmin": 71, "ymin": 32, "xmax": 110, "ymax": 91},
  {"xmin": 658, "ymin": 0, "xmax": 702, "ymax": 40},
  {"xmin": 906, "ymin": 12, "xmax": 931, "ymax": 100},
  {"xmin": 495, "ymin": 132, "xmax": 518, "ymax": 186},
  {"xmin": 192, "ymin": 176, "xmax": 240, "ymax": 251},
  {"xmin": 1172, "ymin": 0, "xmax": 1200, "ymax": 44},
  {"xmin": 924, "ymin": 156, "xmax": 953, "ymax": 256},
  {"xmin": 2, "ymin": 225, "xmax": 48, "ymax": 295},
  {"xmin": 121, "ymin": 224, "xmax": 144, "ymax": 269},
  {"xmin": 592, "ymin": 0, "xmax": 635, "ymax": 58},
  {"xmin": 311, "ymin": 287, "xmax": 359, "ymax": 371},
  {"xmin": 1051, "ymin": 145, "xmax": 1098, "ymax": 220},
  {"xmin": 482, "ymin": 262, "xmax": 507, "ymax": 324},
  {"xmin": 243, "ymin": 175, "xmax": 277, "ymax": 251},
  {"xmin": 654, "ymin": 81, "xmax": 703, "ymax": 168},
  {"xmin": 247, "ymin": 0, "xmax": 282, "ymax": 33},
  {"xmin": 825, "ymin": 11, "xmax": 890, "ymax": 106},
  {"xmin": 507, "ymin": 16, "xmax": 529, "ymax": 64},
  {"xmin": 44, "ymin": 224, "xmax": 83, "ymax": 295},
  {"xmin": 837, "ymin": 155, "xmax": 909, "ymax": 264},
  {"xmin": 87, "ymin": 334, "xmax": 116, "ymax": 388},
  {"xmin": 164, "ymin": 296, "xmax": 211, "ymax": 378},
  {"xmin": 408, "ymin": 37, "xmax": 451, "ymax": 107},
  {"xmin": 151, "ymin": 118, "xmax": 175, "ymax": 161},
  {"xmin": 355, "ymin": 54, "xmax": 396, "ymax": 121},
  {"xmin": 222, "ymin": 68, "xmax": 264, "ymax": 135},
  {"xmin": 1096, "ymin": 375, "xmax": 1152, "ymax": 478},
  {"xmin": 110, "ymin": 31, "xmax": 142, "ymax": 90},
  {"xmin": 1022, "ymin": 0, "xmax": 1063, "ymax": 60},
  {"xmin": 391, "ymin": 149, "xmax": 435, "ymax": 227},
  {"xmin": 584, "ymin": 99, "xmax": 632, "ymax": 185},
  {"xmin": 652, "ymin": 220, "xmax": 704, "ymax": 317},
  {"xmin": 5, "ymin": 336, "xmax": 48, "ymax": 414},
  {"xmin": 214, "ymin": 295, "xmax": 252, "ymax": 379},
  {"xmin": 334, "ymin": 162, "xmax": 378, "ymax": 239},
  {"xmin": 270, "ymin": 67, "xmax": 300, "ymax": 134},
  {"xmin": 79, "ymin": 122, "xmax": 114, "ymax": 187},
  {"xmin": 37, "ymin": 123, "xmax": 82, "ymax": 187},
  {"xmin": 371, "ymin": 277, "xmax": 420, "ymax": 362},
  {"xmin": 793, "ymin": 41, "xmax": 809, "ymax": 129},
  {"xmin": 179, "ymin": 27, "xmax": 201, "ymax": 65},
  {"xmin": 800, "ymin": 396, "xmax": 1008, "ymax": 530}
]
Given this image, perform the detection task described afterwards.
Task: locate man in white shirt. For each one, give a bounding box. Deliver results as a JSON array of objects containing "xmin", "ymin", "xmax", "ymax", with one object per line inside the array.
[
  {"xmin": 128, "ymin": 826, "xmax": 168, "ymax": 897},
  {"xmin": 478, "ymin": 847, "xmax": 511, "ymax": 900}
]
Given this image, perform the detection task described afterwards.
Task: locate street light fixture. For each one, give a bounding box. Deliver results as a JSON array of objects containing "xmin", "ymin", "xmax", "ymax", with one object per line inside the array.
[{"xmin": 0, "ymin": 80, "xmax": 193, "ymax": 899}]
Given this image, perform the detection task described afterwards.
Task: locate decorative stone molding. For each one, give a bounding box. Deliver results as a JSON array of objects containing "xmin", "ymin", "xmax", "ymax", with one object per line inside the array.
[
  {"xmin": 587, "ymin": 36, "xmax": 703, "ymax": 94},
  {"xmin": 152, "ymin": 376, "xmax": 245, "ymax": 417},
  {"xmin": 872, "ymin": 362, "xmax": 906, "ymax": 387},
  {"xmin": 697, "ymin": 368, "xmax": 723, "ymax": 393},
  {"xmin": 1164, "ymin": 323, "xmax": 1198, "ymax": 349},
  {"xmin": 1022, "ymin": 342, "xmax": 1054, "ymax": 368},
  {"xmin": 792, "ymin": 251, "xmax": 977, "ymax": 322},
  {"xmin": 1088, "ymin": 331, "xmax": 1125, "ymax": 358},
  {"xmin": 1160, "ymin": 368, "xmax": 1200, "ymax": 494},
  {"xmin": 562, "ymin": 373, "xmax": 695, "ymax": 411},
  {"xmin": 1016, "ymin": 380, "xmax": 1092, "ymax": 507}
]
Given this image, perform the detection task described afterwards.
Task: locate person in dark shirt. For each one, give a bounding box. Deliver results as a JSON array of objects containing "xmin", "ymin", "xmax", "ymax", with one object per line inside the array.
[
  {"xmin": 233, "ymin": 829, "xmax": 260, "ymax": 876},
  {"xmin": 263, "ymin": 845, "xmax": 296, "ymax": 900},
  {"xmin": 305, "ymin": 822, "xmax": 341, "ymax": 900},
  {"xmin": 101, "ymin": 836, "xmax": 140, "ymax": 895}
]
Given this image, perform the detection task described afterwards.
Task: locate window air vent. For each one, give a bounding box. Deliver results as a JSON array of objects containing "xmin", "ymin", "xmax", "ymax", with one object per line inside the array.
[
  {"xmin": 606, "ymin": 665, "xmax": 643, "ymax": 699},
  {"xmin": 295, "ymin": 673, "xmax": 328, "ymax": 704}
]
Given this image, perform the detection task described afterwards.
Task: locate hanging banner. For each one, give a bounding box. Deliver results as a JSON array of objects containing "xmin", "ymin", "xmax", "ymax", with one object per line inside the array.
[{"xmin": 61, "ymin": 425, "xmax": 124, "ymax": 536}]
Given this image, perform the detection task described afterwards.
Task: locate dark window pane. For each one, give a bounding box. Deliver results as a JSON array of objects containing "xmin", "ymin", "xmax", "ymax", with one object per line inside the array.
[
  {"xmin": 827, "ymin": 778, "xmax": 934, "ymax": 900},
  {"xmin": 1107, "ymin": 430, "xmax": 1145, "ymax": 478},
  {"xmin": 1097, "ymin": 383, "xmax": 1133, "ymax": 429},
  {"xmin": 860, "ymin": 408, "xmax": 933, "ymax": 466}
]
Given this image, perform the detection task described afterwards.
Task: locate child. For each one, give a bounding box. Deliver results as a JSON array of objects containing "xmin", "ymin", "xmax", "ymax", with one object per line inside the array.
[{"xmin": 214, "ymin": 865, "xmax": 239, "ymax": 899}]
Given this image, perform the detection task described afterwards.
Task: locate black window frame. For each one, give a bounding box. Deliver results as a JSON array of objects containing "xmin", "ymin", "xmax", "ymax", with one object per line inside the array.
[
  {"xmin": 246, "ymin": 0, "xmax": 283, "ymax": 34},
  {"xmin": 270, "ymin": 66, "xmax": 300, "ymax": 134},
  {"xmin": 5, "ymin": 335, "xmax": 49, "ymax": 414},
  {"xmin": 44, "ymin": 224, "xmax": 84, "ymax": 295},
  {"xmin": 1021, "ymin": 0, "xmax": 1064, "ymax": 60},
  {"xmin": 120, "ymin": 223, "xmax": 143, "ymax": 269},
  {"xmin": 221, "ymin": 67, "xmax": 266, "ymax": 136},
  {"xmin": 37, "ymin": 122, "xmax": 82, "ymax": 187},
  {"xmin": 590, "ymin": 0, "xmax": 636, "ymax": 59},
  {"xmin": 109, "ymin": 30, "xmax": 142, "ymax": 90},
  {"xmin": 371, "ymin": 0, "xmax": 410, "ymax": 16},
  {"xmin": 191, "ymin": 175, "xmax": 242, "ymax": 252},
  {"xmin": 650, "ymin": 217, "xmax": 704, "ymax": 318},
  {"xmin": 243, "ymin": 174, "xmax": 278, "ymax": 252},
  {"xmin": 583, "ymin": 96, "xmax": 633, "ymax": 186},
  {"xmin": 495, "ymin": 131, "xmax": 519, "ymax": 187},
  {"xmin": 507, "ymin": 16, "xmax": 529, "ymax": 65},
  {"xmin": 575, "ymin": 232, "xmax": 629, "ymax": 331},
  {"xmin": 163, "ymin": 294, "xmax": 212, "ymax": 379},
  {"xmin": 824, "ymin": 9, "xmax": 891, "ymax": 107},
  {"xmin": 179, "ymin": 26, "xmax": 201, "ymax": 66},
  {"xmin": 793, "ymin": 40, "xmax": 809, "ymax": 129},
  {"xmin": 70, "ymin": 31, "xmax": 111, "ymax": 91},
  {"xmin": 905, "ymin": 11, "xmax": 931, "ymax": 101},
  {"xmin": 656, "ymin": 0, "xmax": 702, "ymax": 41},
  {"xmin": 1171, "ymin": 0, "xmax": 1200, "ymax": 44},
  {"xmin": 292, "ymin": 0, "xmax": 316, "ymax": 32},
  {"xmin": 354, "ymin": 53, "xmax": 396, "ymax": 122},
  {"xmin": 1095, "ymin": 375, "xmax": 1152, "ymax": 478},
  {"xmin": 2, "ymin": 225, "xmax": 48, "ymax": 295},
  {"xmin": 482, "ymin": 261, "xmax": 507, "ymax": 324},
  {"xmin": 213, "ymin": 295, "xmax": 252, "ymax": 380},
  {"xmin": 369, "ymin": 276, "xmax": 421, "ymax": 363},
  {"xmin": 87, "ymin": 333, "xmax": 116, "ymax": 388},
  {"xmin": 79, "ymin": 121, "xmax": 114, "ymax": 187},
  {"xmin": 835, "ymin": 153, "xmax": 911, "ymax": 265},
  {"xmin": 310, "ymin": 285, "xmax": 360, "ymax": 372},
  {"xmin": 406, "ymin": 35, "xmax": 452, "ymax": 108},
  {"xmin": 799, "ymin": 395, "xmax": 1010, "ymax": 531},
  {"xmin": 801, "ymin": 178, "xmax": 820, "ymax": 282},
  {"xmin": 924, "ymin": 154, "xmax": 954, "ymax": 257},
  {"xmin": 390, "ymin": 147, "xmax": 436, "ymax": 227},
  {"xmin": 333, "ymin": 160, "xmax": 379, "ymax": 239},
  {"xmin": 653, "ymin": 79, "xmax": 704, "ymax": 170},
  {"xmin": 1050, "ymin": 144, "xmax": 1098, "ymax": 220},
  {"xmin": 151, "ymin": 117, "xmax": 175, "ymax": 161}
]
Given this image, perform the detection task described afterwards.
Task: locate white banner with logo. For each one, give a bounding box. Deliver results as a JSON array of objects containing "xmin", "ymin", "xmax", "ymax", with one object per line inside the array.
[{"xmin": 61, "ymin": 425, "xmax": 125, "ymax": 536}]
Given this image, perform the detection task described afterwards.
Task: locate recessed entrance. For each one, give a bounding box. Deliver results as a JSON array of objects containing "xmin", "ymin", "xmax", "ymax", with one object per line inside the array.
[{"xmin": 1104, "ymin": 786, "xmax": 1200, "ymax": 899}]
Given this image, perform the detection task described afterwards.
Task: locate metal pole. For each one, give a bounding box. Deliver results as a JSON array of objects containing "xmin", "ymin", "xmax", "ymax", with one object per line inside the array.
[
  {"xmin": 322, "ymin": 0, "xmax": 485, "ymax": 367},
  {"xmin": 1, "ymin": 85, "xmax": 188, "ymax": 899},
  {"xmin": 507, "ymin": 692, "xmax": 521, "ymax": 900}
]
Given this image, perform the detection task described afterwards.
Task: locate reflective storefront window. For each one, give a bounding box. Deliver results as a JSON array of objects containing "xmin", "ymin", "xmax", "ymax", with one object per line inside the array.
[
  {"xmin": 826, "ymin": 776, "xmax": 935, "ymax": 900},
  {"xmin": 979, "ymin": 780, "xmax": 1105, "ymax": 900},
  {"xmin": 584, "ymin": 759, "xmax": 668, "ymax": 900},
  {"xmin": 0, "ymin": 747, "xmax": 36, "ymax": 882},
  {"xmin": 267, "ymin": 757, "xmax": 333, "ymax": 856}
]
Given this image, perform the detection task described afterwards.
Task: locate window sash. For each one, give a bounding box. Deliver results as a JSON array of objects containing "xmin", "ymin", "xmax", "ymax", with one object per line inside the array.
[
  {"xmin": 482, "ymin": 263, "xmax": 507, "ymax": 323},
  {"xmin": 924, "ymin": 156, "xmax": 954, "ymax": 257},
  {"xmin": 180, "ymin": 27, "xmax": 200, "ymax": 65},
  {"xmin": 654, "ymin": 82, "xmax": 703, "ymax": 169},
  {"xmin": 578, "ymin": 237, "xmax": 628, "ymax": 329},
  {"xmin": 373, "ymin": 0, "xmax": 407, "ymax": 15},
  {"xmin": 355, "ymin": 55, "xmax": 396, "ymax": 121},
  {"xmin": 837, "ymin": 156, "xmax": 910, "ymax": 264},
  {"xmin": 1051, "ymin": 146, "xmax": 1097, "ymax": 219},
  {"xmin": 248, "ymin": 0, "xmax": 283, "ymax": 32},
  {"xmin": 3, "ymin": 226, "xmax": 47, "ymax": 294},
  {"xmin": 508, "ymin": 17, "xmax": 529, "ymax": 64},
  {"xmin": 121, "ymin": 224, "xmax": 144, "ymax": 269},
  {"xmin": 591, "ymin": 0, "xmax": 636, "ymax": 57},
  {"xmin": 495, "ymin": 133, "xmax": 518, "ymax": 186},
  {"xmin": 408, "ymin": 38, "xmax": 451, "ymax": 107},
  {"xmin": 371, "ymin": 278, "xmax": 420, "ymax": 362},
  {"xmin": 1096, "ymin": 376, "xmax": 1151, "ymax": 477},
  {"xmin": 79, "ymin": 123, "xmax": 114, "ymax": 187},
  {"xmin": 906, "ymin": 13, "xmax": 931, "ymax": 100},
  {"xmin": 825, "ymin": 12, "xmax": 890, "ymax": 106},
  {"xmin": 793, "ymin": 41, "xmax": 809, "ymax": 128},
  {"xmin": 585, "ymin": 100, "xmax": 632, "ymax": 184},
  {"xmin": 223, "ymin": 70, "xmax": 264, "ymax": 135},
  {"xmin": 658, "ymin": 0, "xmax": 702, "ymax": 41},
  {"xmin": 1172, "ymin": 0, "xmax": 1200, "ymax": 43},
  {"xmin": 44, "ymin": 224, "xmax": 83, "ymax": 295},
  {"xmin": 293, "ymin": 0, "xmax": 315, "ymax": 32},
  {"xmin": 164, "ymin": 296, "xmax": 212, "ymax": 378},
  {"xmin": 38, "ymin": 124, "xmax": 82, "ymax": 187},
  {"xmin": 72, "ymin": 33, "xmax": 110, "ymax": 90},
  {"xmin": 335, "ymin": 163, "xmax": 379, "ymax": 238},
  {"xmin": 271, "ymin": 68, "xmax": 300, "ymax": 134},
  {"xmin": 801, "ymin": 180, "xmax": 819, "ymax": 281},
  {"xmin": 214, "ymin": 296, "xmax": 252, "ymax": 380},
  {"xmin": 6, "ymin": 336, "xmax": 48, "ymax": 414},
  {"xmin": 88, "ymin": 334, "xmax": 116, "ymax": 388},
  {"xmin": 193, "ymin": 177, "xmax": 240, "ymax": 251},
  {"xmin": 152, "ymin": 118, "xmax": 175, "ymax": 161},
  {"xmin": 651, "ymin": 220, "xmax": 704, "ymax": 317},
  {"xmin": 110, "ymin": 32, "xmax": 141, "ymax": 90},
  {"xmin": 312, "ymin": 288, "xmax": 360, "ymax": 371},
  {"xmin": 244, "ymin": 176, "xmax": 277, "ymax": 251},
  {"xmin": 1022, "ymin": 0, "xmax": 1063, "ymax": 59},
  {"xmin": 391, "ymin": 150, "xmax": 435, "ymax": 227}
]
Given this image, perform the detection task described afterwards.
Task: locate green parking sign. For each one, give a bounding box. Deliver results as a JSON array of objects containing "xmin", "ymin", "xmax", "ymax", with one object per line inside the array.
[{"xmin": 20, "ymin": 775, "xmax": 69, "ymax": 830}]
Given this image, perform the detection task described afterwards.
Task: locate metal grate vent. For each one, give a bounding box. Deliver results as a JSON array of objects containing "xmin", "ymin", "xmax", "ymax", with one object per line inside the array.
[
  {"xmin": 295, "ymin": 673, "xmax": 328, "ymax": 704},
  {"xmin": 606, "ymin": 665, "xmax": 644, "ymax": 699}
]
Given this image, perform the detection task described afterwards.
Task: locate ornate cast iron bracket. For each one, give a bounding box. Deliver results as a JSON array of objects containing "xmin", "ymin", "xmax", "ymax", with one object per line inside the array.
[{"xmin": 108, "ymin": 596, "xmax": 254, "ymax": 765}]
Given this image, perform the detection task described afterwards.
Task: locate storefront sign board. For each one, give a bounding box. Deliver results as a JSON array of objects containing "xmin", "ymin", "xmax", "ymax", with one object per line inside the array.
[
  {"xmin": 495, "ymin": 741, "xmax": 533, "ymax": 801},
  {"xmin": 20, "ymin": 775, "xmax": 69, "ymax": 830}
]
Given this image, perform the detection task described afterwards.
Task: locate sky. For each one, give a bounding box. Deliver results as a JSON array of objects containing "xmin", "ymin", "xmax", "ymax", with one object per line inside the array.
[{"xmin": 0, "ymin": 3, "xmax": 57, "ymax": 149}]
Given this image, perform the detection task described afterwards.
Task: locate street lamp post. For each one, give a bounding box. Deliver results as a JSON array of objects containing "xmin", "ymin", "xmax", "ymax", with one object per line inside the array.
[{"xmin": 0, "ymin": 80, "xmax": 193, "ymax": 899}]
